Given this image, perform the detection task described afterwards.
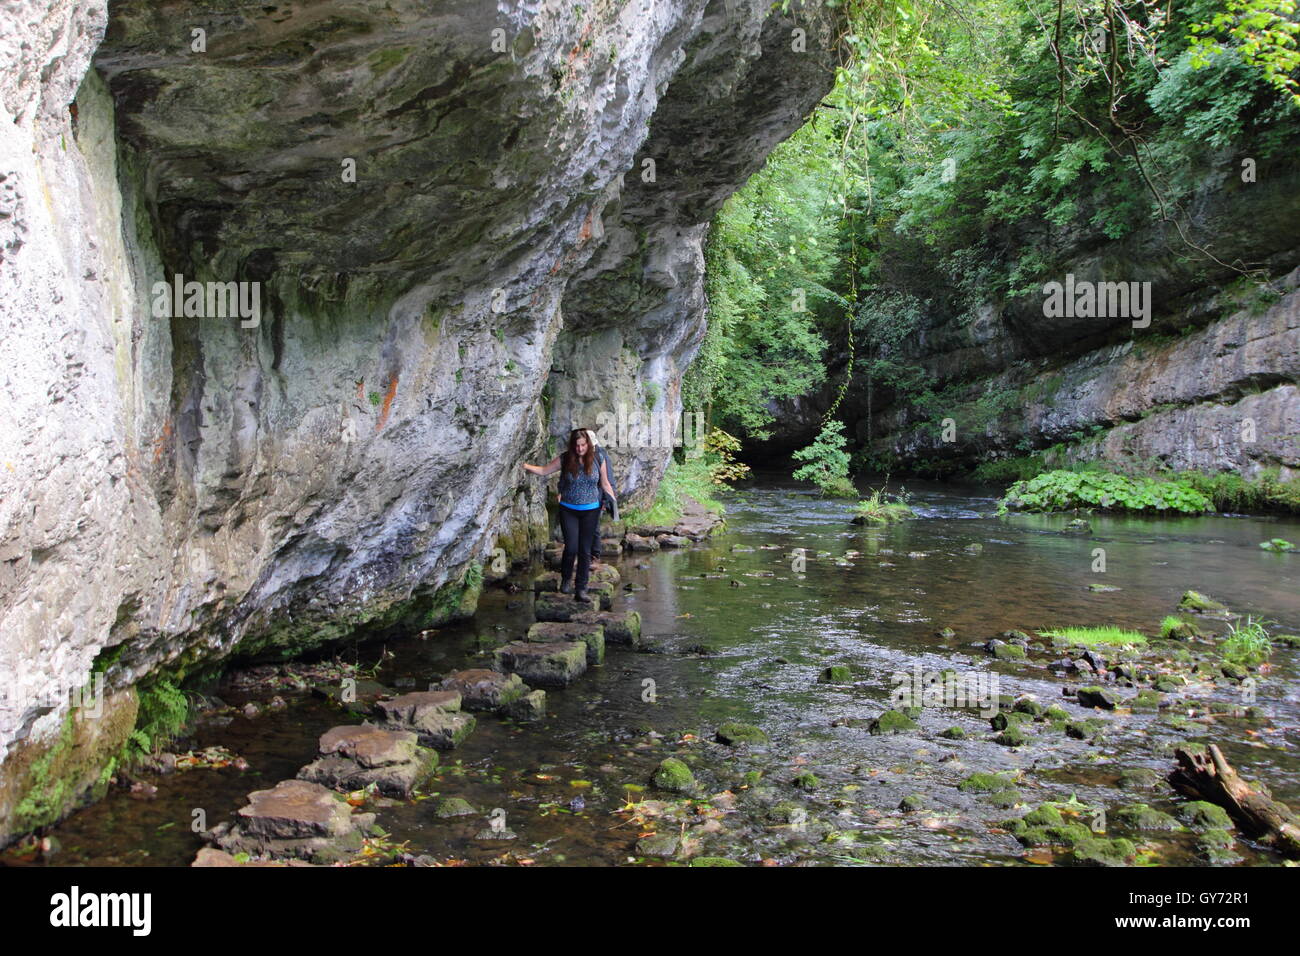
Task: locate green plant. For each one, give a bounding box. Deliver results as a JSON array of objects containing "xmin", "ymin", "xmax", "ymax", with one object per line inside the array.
[
  {"xmin": 853, "ymin": 488, "xmax": 916, "ymax": 524},
  {"xmin": 124, "ymin": 678, "xmax": 190, "ymax": 762},
  {"xmin": 700, "ymin": 427, "xmax": 751, "ymax": 485},
  {"xmin": 792, "ymin": 419, "xmax": 857, "ymax": 497},
  {"xmin": 1037, "ymin": 626, "xmax": 1148, "ymax": 647},
  {"xmin": 1159, "ymin": 615, "xmax": 1184, "ymax": 639},
  {"xmin": 999, "ymin": 471, "xmax": 1213, "ymax": 515},
  {"xmin": 1220, "ymin": 617, "xmax": 1272, "ymax": 665},
  {"xmin": 1259, "ymin": 537, "xmax": 1295, "ymax": 552},
  {"xmin": 368, "ymin": 391, "xmax": 382, "ymax": 406},
  {"xmin": 623, "ymin": 453, "xmax": 726, "ymax": 527}
]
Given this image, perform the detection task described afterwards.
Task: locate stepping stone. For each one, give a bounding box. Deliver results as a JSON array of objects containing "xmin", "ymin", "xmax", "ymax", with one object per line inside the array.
[
  {"xmin": 598, "ymin": 537, "xmax": 623, "ymax": 556},
  {"xmin": 311, "ymin": 680, "xmax": 391, "ymax": 717},
  {"xmin": 298, "ymin": 725, "xmax": 438, "ymax": 796},
  {"xmin": 527, "ymin": 620, "xmax": 605, "ymax": 664},
  {"xmin": 436, "ymin": 669, "xmax": 529, "ymax": 711},
  {"xmin": 589, "ymin": 564, "xmax": 621, "ymax": 586},
  {"xmin": 504, "ymin": 689, "xmax": 547, "ymax": 722},
  {"xmin": 494, "ymin": 640, "xmax": 588, "ymax": 688},
  {"xmin": 656, "ymin": 534, "xmax": 690, "ymax": 548},
  {"xmin": 588, "ymin": 581, "xmax": 616, "ymax": 610},
  {"xmin": 386, "ymin": 710, "xmax": 476, "ymax": 750},
  {"xmin": 572, "ymin": 608, "xmax": 641, "ymax": 647},
  {"xmin": 207, "ymin": 779, "xmax": 376, "ymax": 864},
  {"xmin": 624, "ymin": 532, "xmax": 659, "ymax": 552},
  {"xmin": 374, "ymin": 690, "xmax": 461, "ymax": 723},
  {"xmin": 629, "ymin": 524, "xmax": 675, "ymax": 537},
  {"xmin": 532, "ymin": 570, "xmax": 563, "ymax": 593},
  {"xmin": 533, "ymin": 565, "xmax": 618, "ymax": 594},
  {"xmin": 535, "ymin": 590, "xmax": 598, "ymax": 621}
]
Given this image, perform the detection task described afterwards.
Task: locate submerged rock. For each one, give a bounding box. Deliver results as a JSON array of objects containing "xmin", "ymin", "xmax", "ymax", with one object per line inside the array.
[
  {"xmin": 636, "ymin": 832, "xmax": 679, "ymax": 858},
  {"xmin": 433, "ymin": 797, "xmax": 478, "ymax": 819},
  {"xmin": 715, "ymin": 722, "xmax": 769, "ymax": 746},
  {"xmin": 504, "ymin": 689, "xmax": 548, "ymax": 723}
]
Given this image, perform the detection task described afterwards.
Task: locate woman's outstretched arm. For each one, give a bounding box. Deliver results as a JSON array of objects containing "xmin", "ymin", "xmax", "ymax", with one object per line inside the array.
[
  {"xmin": 599, "ymin": 460, "xmax": 616, "ymax": 500},
  {"xmin": 523, "ymin": 455, "xmax": 562, "ymax": 477}
]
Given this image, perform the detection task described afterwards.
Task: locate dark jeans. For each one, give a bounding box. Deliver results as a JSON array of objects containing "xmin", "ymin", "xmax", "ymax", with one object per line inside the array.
[{"xmin": 559, "ymin": 504, "xmax": 602, "ymax": 593}]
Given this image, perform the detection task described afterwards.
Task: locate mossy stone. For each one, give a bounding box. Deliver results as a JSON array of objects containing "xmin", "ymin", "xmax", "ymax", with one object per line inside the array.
[
  {"xmin": 651, "ymin": 757, "xmax": 695, "ymax": 793},
  {"xmin": 1069, "ymin": 836, "xmax": 1135, "ymax": 866},
  {"xmin": 1114, "ymin": 803, "xmax": 1180, "ymax": 831},
  {"xmin": 1176, "ymin": 801, "xmax": 1232, "ymax": 831},
  {"xmin": 715, "ymin": 722, "xmax": 768, "ymax": 746},
  {"xmin": 958, "ymin": 771, "xmax": 1015, "ymax": 793},
  {"xmin": 869, "ymin": 709, "xmax": 918, "ymax": 735}
]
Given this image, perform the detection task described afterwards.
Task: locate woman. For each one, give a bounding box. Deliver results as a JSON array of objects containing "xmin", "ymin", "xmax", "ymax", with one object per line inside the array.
[{"xmin": 522, "ymin": 429, "xmax": 617, "ymax": 601}]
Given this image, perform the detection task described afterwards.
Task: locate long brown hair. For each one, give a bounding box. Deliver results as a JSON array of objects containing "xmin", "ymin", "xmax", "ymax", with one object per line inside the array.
[{"xmin": 562, "ymin": 429, "xmax": 596, "ymax": 477}]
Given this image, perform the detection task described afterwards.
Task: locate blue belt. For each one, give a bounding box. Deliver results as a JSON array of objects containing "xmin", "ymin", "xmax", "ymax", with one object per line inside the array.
[{"xmin": 560, "ymin": 500, "xmax": 600, "ymax": 510}]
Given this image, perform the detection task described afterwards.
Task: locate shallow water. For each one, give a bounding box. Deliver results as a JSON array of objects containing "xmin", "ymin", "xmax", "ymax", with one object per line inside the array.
[{"xmin": 14, "ymin": 477, "xmax": 1300, "ymax": 866}]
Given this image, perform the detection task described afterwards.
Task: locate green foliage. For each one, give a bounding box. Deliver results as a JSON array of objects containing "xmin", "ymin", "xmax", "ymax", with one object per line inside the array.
[
  {"xmin": 1189, "ymin": 0, "xmax": 1300, "ymax": 105},
  {"xmin": 1259, "ymin": 537, "xmax": 1295, "ymax": 551},
  {"xmin": 1177, "ymin": 467, "xmax": 1300, "ymax": 512},
  {"xmin": 1159, "ymin": 615, "xmax": 1185, "ymax": 638},
  {"xmin": 792, "ymin": 419, "xmax": 858, "ymax": 497},
  {"xmin": 999, "ymin": 470, "xmax": 1214, "ymax": 514},
  {"xmin": 124, "ymin": 678, "xmax": 190, "ymax": 762},
  {"xmin": 1037, "ymin": 626, "xmax": 1148, "ymax": 647},
  {"xmin": 853, "ymin": 488, "xmax": 916, "ymax": 523},
  {"xmin": 1220, "ymin": 617, "xmax": 1272, "ymax": 664},
  {"xmin": 623, "ymin": 453, "xmax": 726, "ymax": 528}
]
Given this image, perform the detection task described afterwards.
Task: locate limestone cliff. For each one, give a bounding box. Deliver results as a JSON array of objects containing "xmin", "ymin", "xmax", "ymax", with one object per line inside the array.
[{"xmin": 0, "ymin": 0, "xmax": 842, "ymax": 842}]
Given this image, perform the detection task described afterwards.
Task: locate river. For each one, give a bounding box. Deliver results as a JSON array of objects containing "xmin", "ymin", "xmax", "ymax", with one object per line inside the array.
[{"xmin": 13, "ymin": 477, "xmax": 1300, "ymax": 867}]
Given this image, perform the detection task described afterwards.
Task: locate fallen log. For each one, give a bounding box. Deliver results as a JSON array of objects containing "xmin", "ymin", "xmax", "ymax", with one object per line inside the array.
[{"xmin": 1170, "ymin": 744, "xmax": 1300, "ymax": 857}]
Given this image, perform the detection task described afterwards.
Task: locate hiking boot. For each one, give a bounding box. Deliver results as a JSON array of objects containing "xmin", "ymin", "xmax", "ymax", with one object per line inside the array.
[
  {"xmin": 573, "ymin": 589, "xmax": 589, "ymax": 603},
  {"xmin": 559, "ymin": 579, "xmax": 572, "ymax": 594}
]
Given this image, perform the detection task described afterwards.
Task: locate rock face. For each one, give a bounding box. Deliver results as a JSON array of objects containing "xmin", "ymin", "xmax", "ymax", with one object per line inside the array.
[
  {"xmin": 752, "ymin": 150, "xmax": 1300, "ymax": 481},
  {"xmin": 0, "ymin": 0, "xmax": 842, "ymax": 843}
]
